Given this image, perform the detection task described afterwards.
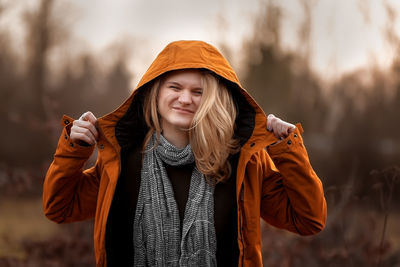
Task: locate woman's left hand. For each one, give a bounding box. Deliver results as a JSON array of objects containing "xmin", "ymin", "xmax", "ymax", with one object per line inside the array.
[{"xmin": 267, "ymin": 114, "xmax": 296, "ymax": 140}]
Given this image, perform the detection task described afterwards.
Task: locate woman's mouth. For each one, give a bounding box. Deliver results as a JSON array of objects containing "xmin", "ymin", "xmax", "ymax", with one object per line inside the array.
[{"xmin": 172, "ymin": 107, "xmax": 194, "ymax": 114}]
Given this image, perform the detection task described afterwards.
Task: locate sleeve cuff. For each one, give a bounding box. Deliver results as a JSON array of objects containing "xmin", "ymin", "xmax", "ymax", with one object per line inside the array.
[
  {"xmin": 55, "ymin": 115, "xmax": 95, "ymax": 157},
  {"xmin": 267, "ymin": 123, "xmax": 304, "ymax": 155}
]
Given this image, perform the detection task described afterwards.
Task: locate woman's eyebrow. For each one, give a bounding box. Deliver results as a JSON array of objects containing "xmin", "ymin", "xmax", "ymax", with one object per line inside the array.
[
  {"xmin": 166, "ymin": 81, "xmax": 181, "ymax": 86},
  {"xmin": 166, "ymin": 81, "xmax": 202, "ymax": 90}
]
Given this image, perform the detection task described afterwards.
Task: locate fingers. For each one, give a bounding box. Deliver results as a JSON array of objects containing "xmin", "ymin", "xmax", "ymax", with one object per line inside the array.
[
  {"xmin": 79, "ymin": 112, "xmax": 98, "ymax": 137},
  {"xmin": 72, "ymin": 121, "xmax": 98, "ymax": 144},
  {"xmin": 267, "ymin": 114, "xmax": 273, "ymax": 131},
  {"xmin": 71, "ymin": 131, "xmax": 96, "ymax": 145},
  {"xmin": 71, "ymin": 111, "xmax": 99, "ymax": 145},
  {"xmin": 267, "ymin": 114, "xmax": 296, "ymax": 139},
  {"xmin": 74, "ymin": 119, "xmax": 99, "ymax": 140},
  {"xmin": 288, "ymin": 124, "xmax": 296, "ymax": 134},
  {"xmin": 81, "ymin": 111, "xmax": 98, "ymax": 127}
]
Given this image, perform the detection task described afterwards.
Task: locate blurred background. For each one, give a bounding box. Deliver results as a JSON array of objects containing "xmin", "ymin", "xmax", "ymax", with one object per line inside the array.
[{"xmin": 0, "ymin": 0, "xmax": 399, "ymax": 266}]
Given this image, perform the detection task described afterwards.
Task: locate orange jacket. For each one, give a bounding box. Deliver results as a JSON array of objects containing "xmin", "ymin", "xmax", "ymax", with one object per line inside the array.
[{"xmin": 43, "ymin": 40, "xmax": 327, "ymax": 266}]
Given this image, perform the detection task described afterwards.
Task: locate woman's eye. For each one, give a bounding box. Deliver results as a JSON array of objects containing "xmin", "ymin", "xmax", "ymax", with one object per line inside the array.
[{"xmin": 193, "ymin": 90, "xmax": 203, "ymax": 95}]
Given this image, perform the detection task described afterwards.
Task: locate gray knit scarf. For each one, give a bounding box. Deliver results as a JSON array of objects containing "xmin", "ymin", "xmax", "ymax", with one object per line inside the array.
[{"xmin": 133, "ymin": 133, "xmax": 217, "ymax": 266}]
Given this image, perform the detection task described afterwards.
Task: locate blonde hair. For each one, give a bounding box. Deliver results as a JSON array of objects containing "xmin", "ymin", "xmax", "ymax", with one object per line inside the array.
[{"xmin": 143, "ymin": 70, "xmax": 239, "ymax": 183}]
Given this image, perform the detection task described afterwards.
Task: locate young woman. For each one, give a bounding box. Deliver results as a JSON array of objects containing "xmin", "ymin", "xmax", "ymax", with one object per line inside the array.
[{"xmin": 43, "ymin": 40, "xmax": 327, "ymax": 267}]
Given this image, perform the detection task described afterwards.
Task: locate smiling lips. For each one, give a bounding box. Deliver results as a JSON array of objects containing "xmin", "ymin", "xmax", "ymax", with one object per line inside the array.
[{"xmin": 172, "ymin": 107, "xmax": 195, "ymax": 114}]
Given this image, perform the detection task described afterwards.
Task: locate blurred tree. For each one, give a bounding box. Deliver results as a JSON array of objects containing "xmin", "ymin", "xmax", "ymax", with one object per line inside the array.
[
  {"xmin": 100, "ymin": 57, "xmax": 131, "ymax": 115},
  {"xmin": 23, "ymin": 0, "xmax": 54, "ymax": 121},
  {"xmin": 0, "ymin": 31, "xmax": 21, "ymax": 121},
  {"xmin": 243, "ymin": 45, "xmax": 293, "ymax": 118},
  {"xmin": 0, "ymin": 18, "xmax": 29, "ymax": 165},
  {"xmin": 384, "ymin": 0, "xmax": 400, "ymax": 144},
  {"xmin": 0, "ymin": 0, "xmax": 73, "ymax": 168},
  {"xmin": 241, "ymin": 0, "xmax": 327, "ymax": 131},
  {"xmin": 241, "ymin": 1, "xmax": 292, "ymax": 118},
  {"xmin": 327, "ymin": 72, "xmax": 379, "ymax": 192},
  {"xmin": 392, "ymin": 59, "xmax": 400, "ymax": 130},
  {"xmin": 297, "ymin": 0, "xmax": 316, "ymax": 67},
  {"xmin": 50, "ymin": 48, "xmax": 132, "ymax": 119},
  {"xmin": 291, "ymin": 0, "xmax": 328, "ymax": 131},
  {"xmin": 52, "ymin": 54, "xmax": 101, "ymax": 119}
]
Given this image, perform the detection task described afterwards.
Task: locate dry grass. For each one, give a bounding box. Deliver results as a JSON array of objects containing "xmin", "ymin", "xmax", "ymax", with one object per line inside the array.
[{"xmin": 0, "ymin": 196, "xmax": 59, "ymax": 258}]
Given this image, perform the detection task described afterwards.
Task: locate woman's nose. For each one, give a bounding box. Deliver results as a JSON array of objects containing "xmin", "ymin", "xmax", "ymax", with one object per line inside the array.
[{"xmin": 178, "ymin": 90, "xmax": 192, "ymax": 104}]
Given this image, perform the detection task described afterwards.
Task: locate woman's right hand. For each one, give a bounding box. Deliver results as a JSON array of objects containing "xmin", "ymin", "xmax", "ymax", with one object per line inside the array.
[{"xmin": 70, "ymin": 111, "xmax": 99, "ymax": 146}]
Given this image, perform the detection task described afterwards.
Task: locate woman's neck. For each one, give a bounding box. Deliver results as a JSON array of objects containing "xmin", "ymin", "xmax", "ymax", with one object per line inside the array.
[{"xmin": 161, "ymin": 126, "xmax": 189, "ymax": 149}]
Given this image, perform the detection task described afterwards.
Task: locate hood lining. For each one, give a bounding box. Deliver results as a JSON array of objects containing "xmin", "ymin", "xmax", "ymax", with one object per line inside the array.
[{"xmin": 114, "ymin": 78, "xmax": 255, "ymax": 152}]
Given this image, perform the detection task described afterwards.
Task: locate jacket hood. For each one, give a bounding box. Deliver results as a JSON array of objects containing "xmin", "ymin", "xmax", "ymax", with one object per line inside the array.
[{"xmin": 97, "ymin": 40, "xmax": 276, "ymax": 153}]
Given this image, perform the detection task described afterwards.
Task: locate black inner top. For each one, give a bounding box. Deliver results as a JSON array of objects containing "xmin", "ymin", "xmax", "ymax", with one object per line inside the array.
[{"xmin": 105, "ymin": 145, "xmax": 239, "ymax": 267}]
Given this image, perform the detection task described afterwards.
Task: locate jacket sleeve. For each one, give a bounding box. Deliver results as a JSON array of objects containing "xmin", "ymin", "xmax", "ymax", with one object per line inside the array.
[
  {"xmin": 43, "ymin": 115, "xmax": 100, "ymax": 224},
  {"xmin": 260, "ymin": 124, "xmax": 327, "ymax": 235}
]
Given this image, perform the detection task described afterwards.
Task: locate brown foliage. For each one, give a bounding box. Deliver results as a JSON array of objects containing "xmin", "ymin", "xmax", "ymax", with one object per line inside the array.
[{"xmin": 0, "ymin": 222, "xmax": 95, "ymax": 267}]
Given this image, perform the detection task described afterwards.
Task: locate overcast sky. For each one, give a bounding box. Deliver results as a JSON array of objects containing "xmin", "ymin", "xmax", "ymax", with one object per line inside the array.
[{"xmin": 2, "ymin": 0, "xmax": 400, "ymax": 86}]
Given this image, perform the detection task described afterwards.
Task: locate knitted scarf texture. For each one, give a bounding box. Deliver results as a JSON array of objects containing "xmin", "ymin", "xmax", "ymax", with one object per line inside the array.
[{"xmin": 133, "ymin": 133, "xmax": 217, "ymax": 266}]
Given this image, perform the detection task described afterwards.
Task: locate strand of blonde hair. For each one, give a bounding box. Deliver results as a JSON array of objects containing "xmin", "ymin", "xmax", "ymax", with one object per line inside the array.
[{"xmin": 190, "ymin": 73, "xmax": 239, "ymax": 183}]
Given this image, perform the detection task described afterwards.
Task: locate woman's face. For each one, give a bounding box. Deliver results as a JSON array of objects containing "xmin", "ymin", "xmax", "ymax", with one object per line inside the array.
[{"xmin": 157, "ymin": 69, "xmax": 203, "ymax": 133}]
